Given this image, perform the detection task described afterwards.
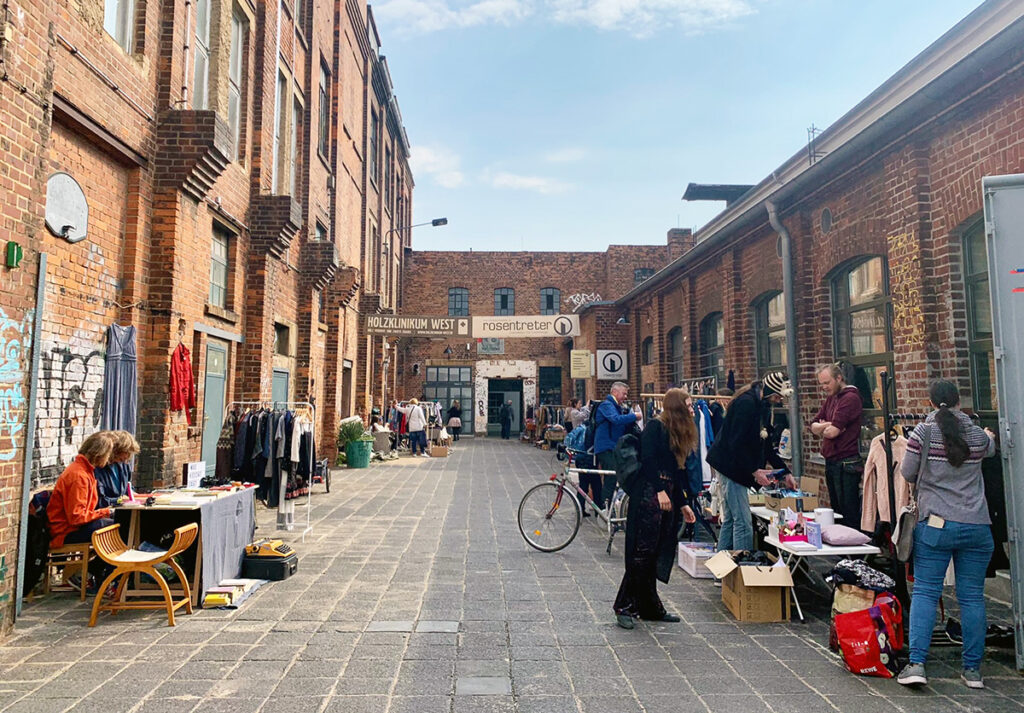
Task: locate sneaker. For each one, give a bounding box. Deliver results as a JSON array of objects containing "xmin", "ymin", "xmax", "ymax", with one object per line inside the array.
[
  {"xmin": 897, "ymin": 663, "xmax": 927, "ymax": 686},
  {"xmin": 962, "ymin": 669, "xmax": 984, "ymax": 689},
  {"xmin": 615, "ymin": 614, "xmax": 635, "ymax": 630}
]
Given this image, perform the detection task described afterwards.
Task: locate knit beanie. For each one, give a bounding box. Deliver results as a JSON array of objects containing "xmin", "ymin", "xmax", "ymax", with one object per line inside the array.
[{"xmin": 762, "ymin": 371, "xmax": 792, "ymax": 398}]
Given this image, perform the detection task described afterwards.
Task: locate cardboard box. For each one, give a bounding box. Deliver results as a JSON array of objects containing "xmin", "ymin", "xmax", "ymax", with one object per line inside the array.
[
  {"xmin": 764, "ymin": 476, "xmax": 823, "ymax": 513},
  {"xmin": 748, "ymin": 492, "xmax": 767, "ymax": 506},
  {"xmin": 678, "ymin": 542, "xmax": 717, "ymax": 579},
  {"xmin": 429, "ymin": 445, "xmax": 449, "ymax": 458},
  {"xmin": 705, "ymin": 551, "xmax": 794, "ymax": 622}
]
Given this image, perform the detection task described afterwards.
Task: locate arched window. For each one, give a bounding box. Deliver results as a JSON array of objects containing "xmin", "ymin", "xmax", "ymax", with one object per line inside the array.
[
  {"xmin": 448, "ymin": 287, "xmax": 469, "ymax": 316},
  {"xmin": 540, "ymin": 287, "xmax": 560, "ymax": 315},
  {"xmin": 641, "ymin": 337, "xmax": 654, "ymax": 366},
  {"xmin": 667, "ymin": 326, "xmax": 684, "ymax": 385},
  {"xmin": 753, "ymin": 291, "xmax": 786, "ymax": 376},
  {"xmin": 699, "ymin": 312, "xmax": 725, "ymax": 385},
  {"xmin": 494, "ymin": 287, "xmax": 515, "ymax": 315},
  {"xmin": 963, "ymin": 220, "xmax": 996, "ymax": 420}
]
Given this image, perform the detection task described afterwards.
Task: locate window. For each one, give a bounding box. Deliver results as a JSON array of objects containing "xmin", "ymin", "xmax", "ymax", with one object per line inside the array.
[
  {"xmin": 318, "ymin": 289, "xmax": 326, "ymax": 324},
  {"xmin": 369, "ymin": 111, "xmax": 380, "ymax": 186},
  {"xmin": 192, "ymin": 0, "xmax": 211, "ymax": 109},
  {"xmin": 274, "ymin": 323, "xmax": 291, "ymax": 356},
  {"xmin": 963, "ymin": 221, "xmax": 996, "ymax": 416},
  {"xmin": 634, "ymin": 267, "xmax": 654, "ymax": 286},
  {"xmin": 540, "ymin": 287, "xmax": 560, "ymax": 315},
  {"xmin": 448, "ymin": 287, "xmax": 469, "ymax": 316},
  {"xmin": 104, "ymin": 0, "xmax": 135, "ymax": 52},
  {"xmin": 667, "ymin": 327, "xmax": 684, "ymax": 385},
  {"xmin": 641, "ymin": 337, "xmax": 654, "ymax": 366},
  {"xmin": 314, "ymin": 222, "xmax": 327, "ymax": 242},
  {"xmin": 318, "ymin": 61, "xmax": 330, "ymax": 158},
  {"xmin": 294, "ymin": 0, "xmax": 304, "ymax": 31},
  {"xmin": 209, "ymin": 229, "xmax": 229, "ymax": 308},
  {"xmin": 384, "ymin": 145, "xmax": 393, "ymax": 211},
  {"xmin": 754, "ymin": 291, "xmax": 786, "ymax": 375},
  {"xmin": 539, "ymin": 367, "xmax": 561, "ymax": 405},
  {"xmin": 699, "ymin": 312, "xmax": 725, "ymax": 384},
  {"xmin": 290, "ymin": 96, "xmax": 301, "ymax": 196},
  {"xmin": 227, "ymin": 12, "xmax": 246, "ymax": 161},
  {"xmin": 273, "ymin": 71, "xmax": 287, "ymax": 192},
  {"xmin": 494, "ymin": 288, "xmax": 514, "ymax": 316}
]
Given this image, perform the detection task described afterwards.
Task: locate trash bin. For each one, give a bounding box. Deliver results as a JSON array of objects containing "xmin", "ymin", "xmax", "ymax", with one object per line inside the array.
[{"xmin": 346, "ymin": 440, "xmax": 372, "ymax": 469}]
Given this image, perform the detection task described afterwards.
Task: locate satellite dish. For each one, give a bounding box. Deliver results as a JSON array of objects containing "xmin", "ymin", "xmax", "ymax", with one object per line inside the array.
[{"xmin": 45, "ymin": 172, "xmax": 89, "ymax": 243}]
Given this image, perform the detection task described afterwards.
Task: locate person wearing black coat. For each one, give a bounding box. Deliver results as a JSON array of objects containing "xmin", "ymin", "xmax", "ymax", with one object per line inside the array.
[
  {"xmin": 614, "ymin": 388, "xmax": 698, "ymax": 629},
  {"xmin": 705, "ymin": 372, "xmax": 797, "ymax": 552},
  {"xmin": 447, "ymin": 401, "xmax": 463, "ymax": 441}
]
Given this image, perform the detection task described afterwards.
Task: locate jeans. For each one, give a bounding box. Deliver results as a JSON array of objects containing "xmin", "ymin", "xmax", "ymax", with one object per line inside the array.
[
  {"xmin": 577, "ymin": 472, "xmax": 603, "ymax": 511},
  {"xmin": 825, "ymin": 457, "xmax": 863, "ymax": 531},
  {"xmin": 597, "ymin": 451, "xmax": 618, "ymax": 510},
  {"xmin": 909, "ymin": 520, "xmax": 993, "ymax": 669},
  {"xmin": 717, "ymin": 477, "xmax": 753, "ymax": 552},
  {"xmin": 64, "ymin": 518, "xmax": 116, "ymax": 580},
  {"xmin": 410, "ymin": 430, "xmax": 427, "ymax": 455}
]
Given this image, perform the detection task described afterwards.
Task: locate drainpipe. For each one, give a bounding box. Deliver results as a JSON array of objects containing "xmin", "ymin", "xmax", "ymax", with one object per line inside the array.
[
  {"xmin": 765, "ymin": 201, "xmax": 803, "ymax": 479},
  {"xmin": 181, "ymin": 0, "xmax": 193, "ymax": 107},
  {"xmin": 15, "ymin": 253, "xmax": 46, "ymax": 617}
]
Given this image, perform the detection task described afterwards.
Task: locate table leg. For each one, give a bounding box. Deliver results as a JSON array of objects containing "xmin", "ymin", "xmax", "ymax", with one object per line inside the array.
[
  {"xmin": 191, "ymin": 533, "xmax": 202, "ymax": 608},
  {"xmin": 783, "ymin": 551, "xmax": 805, "ymax": 623}
]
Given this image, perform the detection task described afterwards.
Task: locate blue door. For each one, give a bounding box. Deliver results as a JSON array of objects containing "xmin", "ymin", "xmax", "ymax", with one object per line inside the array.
[{"xmin": 201, "ymin": 342, "xmax": 228, "ymax": 478}]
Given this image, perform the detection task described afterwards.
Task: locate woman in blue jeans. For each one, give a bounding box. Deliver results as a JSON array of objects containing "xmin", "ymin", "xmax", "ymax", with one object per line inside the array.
[{"xmin": 898, "ymin": 380, "xmax": 996, "ymax": 689}]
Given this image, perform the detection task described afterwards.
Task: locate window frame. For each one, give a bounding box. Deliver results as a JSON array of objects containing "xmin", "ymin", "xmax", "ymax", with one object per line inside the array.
[
  {"xmin": 289, "ymin": 93, "xmax": 302, "ymax": 197},
  {"xmin": 227, "ymin": 10, "xmax": 247, "ymax": 162},
  {"xmin": 962, "ymin": 219, "xmax": 997, "ymax": 420},
  {"xmin": 192, "ymin": 0, "xmax": 211, "ymax": 109},
  {"xmin": 666, "ymin": 326, "xmax": 684, "ymax": 386},
  {"xmin": 698, "ymin": 312, "xmax": 725, "ymax": 384},
  {"xmin": 104, "ymin": 0, "xmax": 136, "ymax": 53},
  {"xmin": 641, "ymin": 336, "xmax": 654, "ymax": 366},
  {"xmin": 209, "ymin": 227, "xmax": 230, "ymax": 309},
  {"xmin": 634, "ymin": 267, "xmax": 654, "ymax": 286},
  {"xmin": 539, "ymin": 287, "xmax": 560, "ymax": 315},
  {"xmin": 753, "ymin": 290, "xmax": 786, "ymax": 376},
  {"xmin": 384, "ymin": 144, "xmax": 393, "ymax": 212},
  {"xmin": 272, "ymin": 70, "xmax": 288, "ymax": 193},
  {"xmin": 448, "ymin": 287, "xmax": 469, "ymax": 317},
  {"xmin": 369, "ymin": 110, "xmax": 380, "ymax": 187},
  {"xmin": 494, "ymin": 287, "xmax": 515, "ymax": 316}
]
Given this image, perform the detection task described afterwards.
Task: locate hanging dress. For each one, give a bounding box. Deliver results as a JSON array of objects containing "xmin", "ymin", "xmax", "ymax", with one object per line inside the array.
[{"xmin": 101, "ymin": 324, "xmax": 138, "ymax": 432}]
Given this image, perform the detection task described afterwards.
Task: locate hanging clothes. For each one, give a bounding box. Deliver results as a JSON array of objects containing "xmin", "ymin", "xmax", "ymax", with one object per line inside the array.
[
  {"xmin": 861, "ymin": 433, "xmax": 911, "ymax": 532},
  {"xmin": 169, "ymin": 343, "xmax": 197, "ymax": 424},
  {"xmin": 695, "ymin": 401, "xmax": 714, "ymax": 488},
  {"xmin": 101, "ymin": 323, "xmax": 138, "ymax": 432}
]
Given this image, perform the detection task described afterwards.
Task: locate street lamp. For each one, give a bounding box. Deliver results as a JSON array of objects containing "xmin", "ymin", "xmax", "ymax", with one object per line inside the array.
[{"xmin": 385, "ymin": 217, "xmax": 448, "ymax": 239}]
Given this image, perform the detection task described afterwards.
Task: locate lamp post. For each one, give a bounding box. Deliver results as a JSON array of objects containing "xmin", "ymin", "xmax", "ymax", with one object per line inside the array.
[{"xmin": 385, "ymin": 217, "xmax": 448, "ymax": 240}]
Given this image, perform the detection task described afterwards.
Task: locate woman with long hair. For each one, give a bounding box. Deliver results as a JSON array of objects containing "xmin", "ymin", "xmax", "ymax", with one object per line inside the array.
[
  {"xmin": 897, "ymin": 380, "xmax": 996, "ymax": 689},
  {"xmin": 614, "ymin": 388, "xmax": 698, "ymax": 629}
]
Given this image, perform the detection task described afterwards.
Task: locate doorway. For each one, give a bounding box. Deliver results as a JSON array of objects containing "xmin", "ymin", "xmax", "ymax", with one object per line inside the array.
[
  {"xmin": 487, "ymin": 378, "xmax": 523, "ymax": 437},
  {"xmin": 272, "ymin": 368, "xmax": 290, "ymax": 407},
  {"xmin": 201, "ymin": 341, "xmax": 228, "ymax": 478}
]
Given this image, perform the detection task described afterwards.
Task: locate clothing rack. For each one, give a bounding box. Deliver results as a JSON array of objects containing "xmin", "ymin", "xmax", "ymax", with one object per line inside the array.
[
  {"xmin": 225, "ymin": 400, "xmax": 316, "ymax": 542},
  {"xmin": 640, "ymin": 392, "xmax": 733, "ymax": 401},
  {"xmin": 879, "ymin": 372, "xmax": 910, "ymax": 613}
]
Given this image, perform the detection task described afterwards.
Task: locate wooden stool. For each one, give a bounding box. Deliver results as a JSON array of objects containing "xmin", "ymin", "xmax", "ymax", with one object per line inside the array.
[
  {"xmin": 45, "ymin": 543, "xmax": 94, "ymax": 601},
  {"xmin": 88, "ymin": 523, "xmax": 198, "ymax": 627}
]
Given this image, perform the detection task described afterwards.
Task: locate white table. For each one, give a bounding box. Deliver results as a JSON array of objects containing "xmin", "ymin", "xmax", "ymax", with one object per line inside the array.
[
  {"xmin": 763, "ymin": 534, "xmax": 880, "ymax": 622},
  {"xmin": 750, "ymin": 505, "xmax": 842, "ymax": 522}
]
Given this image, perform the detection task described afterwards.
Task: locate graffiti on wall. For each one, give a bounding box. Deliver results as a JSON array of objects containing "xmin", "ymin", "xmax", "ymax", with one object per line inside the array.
[
  {"xmin": 887, "ymin": 233, "xmax": 926, "ymax": 350},
  {"xmin": 564, "ymin": 292, "xmax": 602, "ymax": 313},
  {"xmin": 0, "ymin": 308, "xmax": 31, "ymax": 463}
]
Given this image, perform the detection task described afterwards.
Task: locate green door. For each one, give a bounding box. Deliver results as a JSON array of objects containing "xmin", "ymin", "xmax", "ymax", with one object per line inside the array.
[
  {"xmin": 272, "ymin": 369, "xmax": 290, "ymax": 407},
  {"xmin": 201, "ymin": 342, "xmax": 228, "ymax": 478}
]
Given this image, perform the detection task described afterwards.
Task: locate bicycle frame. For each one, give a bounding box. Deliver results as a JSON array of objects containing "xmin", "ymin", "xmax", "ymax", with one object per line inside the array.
[{"xmin": 558, "ymin": 450, "xmax": 629, "ymax": 550}]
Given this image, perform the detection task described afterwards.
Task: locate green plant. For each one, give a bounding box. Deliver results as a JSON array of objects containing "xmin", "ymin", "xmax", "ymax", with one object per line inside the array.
[{"xmin": 337, "ymin": 419, "xmax": 366, "ymax": 448}]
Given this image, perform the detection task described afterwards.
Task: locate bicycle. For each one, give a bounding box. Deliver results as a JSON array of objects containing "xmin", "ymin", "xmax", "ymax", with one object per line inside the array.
[{"xmin": 518, "ymin": 446, "xmax": 629, "ymax": 554}]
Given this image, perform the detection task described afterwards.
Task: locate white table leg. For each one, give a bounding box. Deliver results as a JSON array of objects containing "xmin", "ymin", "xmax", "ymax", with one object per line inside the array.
[{"xmin": 783, "ymin": 551, "xmax": 805, "ymax": 623}]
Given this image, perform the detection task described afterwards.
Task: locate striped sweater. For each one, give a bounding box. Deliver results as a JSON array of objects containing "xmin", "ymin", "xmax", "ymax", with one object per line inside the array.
[{"xmin": 901, "ymin": 409, "xmax": 995, "ymax": 525}]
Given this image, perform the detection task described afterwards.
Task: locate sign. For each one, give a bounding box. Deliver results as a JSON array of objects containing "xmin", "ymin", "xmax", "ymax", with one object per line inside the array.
[
  {"xmin": 365, "ymin": 315, "xmax": 470, "ymax": 338},
  {"xmin": 597, "ymin": 350, "xmax": 627, "ymax": 380},
  {"xmin": 477, "ymin": 338, "xmax": 505, "ymax": 355},
  {"xmin": 570, "ymin": 350, "xmax": 592, "ymax": 378},
  {"xmin": 186, "ymin": 461, "xmax": 205, "ymax": 489},
  {"xmin": 472, "ymin": 314, "xmax": 579, "ymax": 339}
]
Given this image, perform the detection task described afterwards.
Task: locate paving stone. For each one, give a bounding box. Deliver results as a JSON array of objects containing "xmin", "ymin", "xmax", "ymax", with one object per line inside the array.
[
  {"xmin": 364, "ymin": 620, "xmax": 415, "ymax": 632},
  {"xmin": 577, "ymin": 695, "xmax": 645, "ymax": 712},
  {"xmin": 258, "ymin": 695, "xmax": 328, "ymax": 713},
  {"xmin": 452, "ymin": 695, "xmax": 516, "ymax": 712},
  {"xmin": 455, "ymin": 676, "xmax": 513, "ymax": 695},
  {"xmin": 389, "ymin": 696, "xmax": 454, "ymax": 713}
]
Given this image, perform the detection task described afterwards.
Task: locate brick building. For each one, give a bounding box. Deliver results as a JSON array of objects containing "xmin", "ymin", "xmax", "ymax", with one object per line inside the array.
[
  {"xmin": 0, "ymin": 0, "xmax": 412, "ymax": 630},
  {"xmin": 574, "ymin": 0, "xmax": 1024, "ymax": 480},
  {"xmin": 395, "ymin": 235, "xmax": 690, "ymax": 434}
]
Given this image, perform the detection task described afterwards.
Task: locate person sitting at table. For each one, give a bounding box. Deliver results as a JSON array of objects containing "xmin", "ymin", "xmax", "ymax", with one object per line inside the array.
[
  {"xmin": 94, "ymin": 430, "xmax": 139, "ymax": 508},
  {"xmin": 47, "ymin": 432, "xmax": 117, "ymax": 583},
  {"xmin": 370, "ymin": 415, "xmax": 397, "ymax": 451}
]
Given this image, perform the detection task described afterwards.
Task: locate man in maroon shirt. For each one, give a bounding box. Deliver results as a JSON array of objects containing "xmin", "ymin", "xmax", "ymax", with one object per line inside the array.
[{"xmin": 810, "ymin": 363, "xmax": 865, "ymax": 530}]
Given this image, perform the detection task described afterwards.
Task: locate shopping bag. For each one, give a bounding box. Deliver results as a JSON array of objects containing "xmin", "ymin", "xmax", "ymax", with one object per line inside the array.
[
  {"xmin": 834, "ymin": 604, "xmax": 900, "ymax": 678},
  {"xmin": 828, "ymin": 584, "xmax": 876, "ymax": 651},
  {"xmin": 873, "ymin": 592, "xmax": 904, "ymax": 651}
]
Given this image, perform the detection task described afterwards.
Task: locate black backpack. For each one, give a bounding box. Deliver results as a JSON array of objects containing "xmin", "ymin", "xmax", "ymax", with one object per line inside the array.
[{"xmin": 612, "ymin": 430, "xmax": 643, "ymax": 495}]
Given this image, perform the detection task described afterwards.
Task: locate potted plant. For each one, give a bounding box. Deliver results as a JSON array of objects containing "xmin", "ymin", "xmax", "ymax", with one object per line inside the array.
[{"xmin": 338, "ymin": 417, "xmax": 373, "ymax": 469}]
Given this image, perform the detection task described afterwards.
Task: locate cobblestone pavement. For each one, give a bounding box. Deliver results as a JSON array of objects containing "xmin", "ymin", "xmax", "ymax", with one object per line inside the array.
[{"xmin": 3, "ymin": 439, "xmax": 1024, "ymax": 713}]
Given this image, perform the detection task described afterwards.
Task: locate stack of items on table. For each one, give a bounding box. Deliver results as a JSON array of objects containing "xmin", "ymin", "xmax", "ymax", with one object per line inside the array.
[
  {"xmin": 762, "ymin": 475, "xmax": 822, "ymax": 512},
  {"xmin": 767, "ymin": 507, "xmax": 872, "ymax": 551}
]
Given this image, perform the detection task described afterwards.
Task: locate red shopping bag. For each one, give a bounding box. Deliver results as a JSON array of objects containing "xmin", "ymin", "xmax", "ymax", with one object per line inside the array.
[
  {"xmin": 834, "ymin": 604, "xmax": 900, "ymax": 678},
  {"xmin": 873, "ymin": 592, "xmax": 904, "ymax": 651}
]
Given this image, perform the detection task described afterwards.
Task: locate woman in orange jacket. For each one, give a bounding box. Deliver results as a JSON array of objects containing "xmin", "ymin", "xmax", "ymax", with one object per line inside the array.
[{"xmin": 47, "ymin": 432, "xmax": 116, "ymax": 556}]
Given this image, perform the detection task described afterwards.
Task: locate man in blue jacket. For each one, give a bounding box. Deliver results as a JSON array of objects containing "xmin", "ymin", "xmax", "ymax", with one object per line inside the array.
[{"xmin": 594, "ymin": 381, "xmax": 641, "ymax": 511}]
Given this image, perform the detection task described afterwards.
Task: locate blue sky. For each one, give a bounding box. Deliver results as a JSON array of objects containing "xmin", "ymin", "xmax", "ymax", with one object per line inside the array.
[{"xmin": 373, "ymin": 0, "xmax": 984, "ymax": 252}]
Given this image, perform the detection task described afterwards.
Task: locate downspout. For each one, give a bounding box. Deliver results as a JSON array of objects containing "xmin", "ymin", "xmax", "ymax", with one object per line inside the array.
[
  {"xmin": 765, "ymin": 201, "xmax": 803, "ymax": 479},
  {"xmin": 15, "ymin": 253, "xmax": 46, "ymax": 617},
  {"xmin": 181, "ymin": 0, "xmax": 193, "ymax": 107}
]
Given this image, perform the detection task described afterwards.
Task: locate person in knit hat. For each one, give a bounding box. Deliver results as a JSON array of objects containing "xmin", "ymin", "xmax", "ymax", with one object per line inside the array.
[{"xmin": 706, "ymin": 371, "xmax": 797, "ymax": 552}]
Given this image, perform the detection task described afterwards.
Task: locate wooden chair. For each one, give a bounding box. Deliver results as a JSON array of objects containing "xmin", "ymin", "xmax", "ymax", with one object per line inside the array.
[
  {"xmin": 88, "ymin": 523, "xmax": 198, "ymax": 627},
  {"xmin": 45, "ymin": 542, "xmax": 94, "ymax": 601}
]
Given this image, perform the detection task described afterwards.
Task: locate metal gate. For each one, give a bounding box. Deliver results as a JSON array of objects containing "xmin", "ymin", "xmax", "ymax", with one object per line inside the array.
[{"xmin": 982, "ymin": 173, "xmax": 1024, "ymax": 671}]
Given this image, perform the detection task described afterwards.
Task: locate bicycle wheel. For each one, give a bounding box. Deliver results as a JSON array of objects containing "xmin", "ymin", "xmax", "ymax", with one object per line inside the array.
[{"xmin": 518, "ymin": 482, "xmax": 581, "ymax": 552}]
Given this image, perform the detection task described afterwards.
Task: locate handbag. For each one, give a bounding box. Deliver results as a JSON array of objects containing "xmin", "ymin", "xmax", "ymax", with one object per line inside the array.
[{"xmin": 893, "ymin": 424, "xmax": 931, "ymax": 563}]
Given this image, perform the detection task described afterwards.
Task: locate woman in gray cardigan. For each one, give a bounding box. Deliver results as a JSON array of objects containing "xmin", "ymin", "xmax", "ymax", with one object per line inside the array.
[{"xmin": 897, "ymin": 380, "xmax": 996, "ymax": 690}]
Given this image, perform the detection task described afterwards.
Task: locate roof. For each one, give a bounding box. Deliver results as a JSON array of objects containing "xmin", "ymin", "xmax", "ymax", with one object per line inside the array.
[{"xmin": 681, "ymin": 183, "xmax": 755, "ymax": 205}]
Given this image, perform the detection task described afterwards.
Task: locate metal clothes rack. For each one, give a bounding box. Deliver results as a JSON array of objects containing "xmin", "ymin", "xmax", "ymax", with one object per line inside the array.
[{"xmin": 225, "ymin": 400, "xmax": 316, "ymax": 542}]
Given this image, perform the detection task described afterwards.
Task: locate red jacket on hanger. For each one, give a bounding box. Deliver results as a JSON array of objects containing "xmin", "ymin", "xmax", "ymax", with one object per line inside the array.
[{"xmin": 170, "ymin": 343, "xmax": 197, "ymax": 424}]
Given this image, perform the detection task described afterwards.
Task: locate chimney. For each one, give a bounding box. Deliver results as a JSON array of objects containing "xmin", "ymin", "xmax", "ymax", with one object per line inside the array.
[{"xmin": 667, "ymin": 228, "xmax": 694, "ymax": 261}]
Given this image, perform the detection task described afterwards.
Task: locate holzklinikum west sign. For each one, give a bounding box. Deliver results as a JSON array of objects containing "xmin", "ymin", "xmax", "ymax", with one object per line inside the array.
[{"xmin": 364, "ymin": 314, "xmax": 580, "ymax": 339}]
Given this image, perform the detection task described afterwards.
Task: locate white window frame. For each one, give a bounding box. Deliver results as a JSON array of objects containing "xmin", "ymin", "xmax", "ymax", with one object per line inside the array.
[
  {"xmin": 210, "ymin": 230, "xmax": 230, "ymax": 308},
  {"xmin": 227, "ymin": 11, "xmax": 246, "ymax": 161},
  {"xmin": 193, "ymin": 0, "xmax": 211, "ymax": 109},
  {"xmin": 104, "ymin": 0, "xmax": 136, "ymax": 53}
]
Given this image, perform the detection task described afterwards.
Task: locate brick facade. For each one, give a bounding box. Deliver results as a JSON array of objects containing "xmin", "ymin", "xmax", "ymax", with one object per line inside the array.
[{"xmin": 0, "ymin": 0, "xmax": 411, "ymax": 633}]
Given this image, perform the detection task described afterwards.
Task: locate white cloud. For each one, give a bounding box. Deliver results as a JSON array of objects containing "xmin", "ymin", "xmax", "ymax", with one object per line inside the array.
[
  {"xmin": 488, "ymin": 171, "xmax": 573, "ymax": 194},
  {"xmin": 377, "ymin": 0, "xmax": 755, "ymax": 36},
  {"xmin": 550, "ymin": 0, "xmax": 755, "ymax": 36},
  {"xmin": 410, "ymin": 144, "xmax": 465, "ymax": 188},
  {"xmin": 375, "ymin": 0, "xmax": 532, "ymax": 34},
  {"xmin": 543, "ymin": 147, "xmax": 588, "ymax": 163}
]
